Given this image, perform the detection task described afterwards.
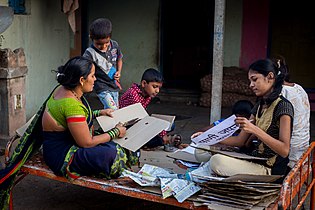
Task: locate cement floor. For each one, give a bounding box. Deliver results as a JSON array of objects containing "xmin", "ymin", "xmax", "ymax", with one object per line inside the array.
[{"xmin": 3, "ymin": 96, "xmax": 315, "ymax": 209}]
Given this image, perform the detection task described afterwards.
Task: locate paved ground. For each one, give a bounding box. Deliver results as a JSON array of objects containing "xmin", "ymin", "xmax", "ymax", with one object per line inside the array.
[{"xmin": 2, "ymin": 95, "xmax": 315, "ymax": 209}]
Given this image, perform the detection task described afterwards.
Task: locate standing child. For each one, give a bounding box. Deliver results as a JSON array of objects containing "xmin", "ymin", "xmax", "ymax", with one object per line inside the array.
[
  {"xmin": 119, "ymin": 68, "xmax": 184, "ymax": 150},
  {"xmin": 83, "ymin": 18, "xmax": 123, "ymax": 110}
]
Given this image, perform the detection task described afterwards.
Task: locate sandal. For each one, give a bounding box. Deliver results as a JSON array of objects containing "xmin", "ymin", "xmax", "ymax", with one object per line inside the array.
[
  {"xmin": 170, "ymin": 134, "xmax": 182, "ymax": 148},
  {"xmin": 163, "ymin": 134, "xmax": 183, "ymax": 152}
]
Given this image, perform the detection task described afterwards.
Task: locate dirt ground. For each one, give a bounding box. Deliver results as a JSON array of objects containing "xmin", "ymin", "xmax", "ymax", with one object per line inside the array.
[{"xmin": 2, "ymin": 98, "xmax": 315, "ymax": 209}]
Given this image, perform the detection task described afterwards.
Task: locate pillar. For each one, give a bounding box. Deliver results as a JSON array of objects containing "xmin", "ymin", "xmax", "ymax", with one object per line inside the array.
[{"xmin": 0, "ymin": 48, "xmax": 28, "ymax": 147}]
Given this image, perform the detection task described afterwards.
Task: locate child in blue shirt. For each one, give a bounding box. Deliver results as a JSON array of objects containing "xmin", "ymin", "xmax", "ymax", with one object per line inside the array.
[{"xmin": 83, "ymin": 18, "xmax": 123, "ymax": 110}]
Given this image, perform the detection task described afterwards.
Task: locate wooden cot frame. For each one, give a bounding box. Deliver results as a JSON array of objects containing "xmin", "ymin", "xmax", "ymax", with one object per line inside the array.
[{"xmin": 5, "ymin": 136, "xmax": 315, "ymax": 209}]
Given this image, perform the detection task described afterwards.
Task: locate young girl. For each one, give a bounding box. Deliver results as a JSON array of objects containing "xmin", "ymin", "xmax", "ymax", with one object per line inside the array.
[{"xmin": 193, "ymin": 59, "xmax": 294, "ymax": 178}]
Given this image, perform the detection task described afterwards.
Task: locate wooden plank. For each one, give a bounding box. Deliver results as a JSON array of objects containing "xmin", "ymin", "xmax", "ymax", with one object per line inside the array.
[
  {"xmin": 19, "ymin": 153, "xmax": 205, "ymax": 209},
  {"xmin": 15, "ymin": 143, "xmax": 315, "ymax": 210}
]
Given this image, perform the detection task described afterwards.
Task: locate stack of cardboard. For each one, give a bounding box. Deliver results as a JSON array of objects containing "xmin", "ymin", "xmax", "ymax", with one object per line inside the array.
[{"xmin": 197, "ymin": 179, "xmax": 281, "ymax": 209}]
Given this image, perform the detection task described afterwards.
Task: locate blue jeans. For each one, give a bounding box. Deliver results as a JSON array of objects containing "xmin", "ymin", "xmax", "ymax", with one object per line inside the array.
[{"xmin": 97, "ymin": 91, "xmax": 119, "ymax": 110}]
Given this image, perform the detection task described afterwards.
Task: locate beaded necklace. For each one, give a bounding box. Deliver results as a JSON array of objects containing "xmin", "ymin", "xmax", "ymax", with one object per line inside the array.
[{"xmin": 71, "ymin": 90, "xmax": 82, "ymax": 102}]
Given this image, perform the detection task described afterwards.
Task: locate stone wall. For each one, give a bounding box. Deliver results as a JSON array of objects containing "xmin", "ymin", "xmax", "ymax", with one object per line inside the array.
[{"xmin": 0, "ymin": 48, "xmax": 27, "ymax": 147}]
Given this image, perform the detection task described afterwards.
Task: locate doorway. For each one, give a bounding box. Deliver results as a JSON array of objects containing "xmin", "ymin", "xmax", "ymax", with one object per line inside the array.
[
  {"xmin": 269, "ymin": 1, "xmax": 315, "ymax": 88},
  {"xmin": 160, "ymin": 0, "xmax": 214, "ymax": 90}
]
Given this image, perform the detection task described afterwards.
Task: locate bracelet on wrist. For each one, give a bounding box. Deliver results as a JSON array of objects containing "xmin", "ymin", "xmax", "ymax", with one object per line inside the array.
[
  {"xmin": 93, "ymin": 110, "xmax": 101, "ymax": 118},
  {"xmin": 106, "ymin": 127, "xmax": 120, "ymax": 140},
  {"xmin": 107, "ymin": 130, "xmax": 114, "ymax": 140},
  {"xmin": 113, "ymin": 127, "xmax": 120, "ymax": 137}
]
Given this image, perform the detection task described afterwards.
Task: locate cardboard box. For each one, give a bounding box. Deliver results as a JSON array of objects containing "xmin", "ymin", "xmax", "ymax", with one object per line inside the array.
[
  {"xmin": 97, "ymin": 103, "xmax": 170, "ymax": 152},
  {"xmin": 151, "ymin": 114, "xmax": 175, "ymax": 131}
]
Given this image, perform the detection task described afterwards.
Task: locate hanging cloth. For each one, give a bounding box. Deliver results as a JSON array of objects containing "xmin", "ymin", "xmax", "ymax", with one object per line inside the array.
[{"xmin": 62, "ymin": 0, "xmax": 79, "ymax": 33}]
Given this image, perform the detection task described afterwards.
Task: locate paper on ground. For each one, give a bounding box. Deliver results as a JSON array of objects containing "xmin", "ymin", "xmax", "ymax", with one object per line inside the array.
[
  {"xmin": 138, "ymin": 164, "xmax": 178, "ymax": 179},
  {"xmin": 179, "ymin": 145, "xmax": 195, "ymax": 154},
  {"xmin": 160, "ymin": 177, "xmax": 201, "ymax": 203},
  {"xmin": 190, "ymin": 161, "xmax": 224, "ymax": 182},
  {"xmin": 177, "ymin": 160, "xmax": 200, "ymax": 168},
  {"xmin": 167, "ymin": 147, "xmax": 199, "ymax": 163},
  {"xmin": 122, "ymin": 170, "xmax": 160, "ymax": 187},
  {"xmin": 122, "ymin": 164, "xmax": 177, "ymax": 187},
  {"xmin": 122, "ymin": 164, "xmax": 201, "ymax": 203},
  {"xmin": 166, "ymin": 146, "xmax": 199, "ymax": 163},
  {"xmin": 191, "ymin": 115, "xmax": 239, "ymax": 146}
]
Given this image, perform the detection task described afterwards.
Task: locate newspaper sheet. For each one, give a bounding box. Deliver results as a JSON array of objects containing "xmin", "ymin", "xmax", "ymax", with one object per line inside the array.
[{"xmin": 122, "ymin": 164, "xmax": 201, "ymax": 202}]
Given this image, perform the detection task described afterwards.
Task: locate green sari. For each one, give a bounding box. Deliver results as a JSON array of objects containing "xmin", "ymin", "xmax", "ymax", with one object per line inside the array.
[{"xmin": 0, "ymin": 86, "xmax": 138, "ymax": 209}]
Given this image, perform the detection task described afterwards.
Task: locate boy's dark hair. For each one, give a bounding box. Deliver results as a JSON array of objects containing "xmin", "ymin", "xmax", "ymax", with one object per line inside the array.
[
  {"xmin": 232, "ymin": 100, "xmax": 254, "ymax": 119},
  {"xmin": 141, "ymin": 68, "xmax": 164, "ymax": 83},
  {"xmin": 89, "ymin": 18, "xmax": 112, "ymax": 40}
]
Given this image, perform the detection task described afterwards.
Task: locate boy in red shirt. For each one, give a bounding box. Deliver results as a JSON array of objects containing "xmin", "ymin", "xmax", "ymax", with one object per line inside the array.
[{"xmin": 119, "ymin": 68, "xmax": 183, "ymax": 150}]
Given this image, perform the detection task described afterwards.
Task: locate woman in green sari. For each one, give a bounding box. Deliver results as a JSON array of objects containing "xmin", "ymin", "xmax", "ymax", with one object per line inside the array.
[{"xmin": 0, "ymin": 56, "xmax": 138, "ymax": 209}]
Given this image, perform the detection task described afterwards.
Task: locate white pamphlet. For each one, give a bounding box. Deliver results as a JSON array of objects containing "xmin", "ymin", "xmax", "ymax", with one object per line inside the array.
[{"xmin": 191, "ymin": 115, "xmax": 239, "ymax": 146}]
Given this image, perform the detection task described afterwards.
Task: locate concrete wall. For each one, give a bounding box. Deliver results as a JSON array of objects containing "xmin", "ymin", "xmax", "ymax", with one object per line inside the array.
[
  {"xmin": 240, "ymin": 0, "xmax": 269, "ymax": 69},
  {"xmin": 87, "ymin": 0, "xmax": 243, "ymax": 90},
  {"xmin": 0, "ymin": 0, "xmax": 71, "ymax": 119},
  {"xmin": 224, "ymin": 0, "xmax": 242, "ymax": 67},
  {"xmin": 0, "ymin": 0, "xmax": 243, "ymax": 118},
  {"xmin": 88, "ymin": 0, "xmax": 160, "ymax": 90}
]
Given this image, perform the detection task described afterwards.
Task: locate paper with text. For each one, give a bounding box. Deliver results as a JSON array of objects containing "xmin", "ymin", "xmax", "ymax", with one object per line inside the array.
[{"xmin": 191, "ymin": 115, "xmax": 239, "ymax": 146}]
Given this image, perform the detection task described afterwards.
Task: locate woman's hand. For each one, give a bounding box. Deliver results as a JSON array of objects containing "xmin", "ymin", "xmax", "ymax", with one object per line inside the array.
[
  {"xmin": 115, "ymin": 123, "xmax": 126, "ymax": 138},
  {"xmin": 235, "ymin": 117, "xmax": 256, "ymax": 134},
  {"xmin": 191, "ymin": 132, "xmax": 204, "ymax": 139},
  {"xmin": 100, "ymin": 109, "xmax": 114, "ymax": 117}
]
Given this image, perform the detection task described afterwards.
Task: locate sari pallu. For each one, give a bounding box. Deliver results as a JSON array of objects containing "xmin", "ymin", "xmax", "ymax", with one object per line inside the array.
[{"xmin": 0, "ymin": 89, "xmax": 50, "ymax": 210}]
